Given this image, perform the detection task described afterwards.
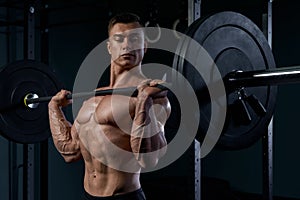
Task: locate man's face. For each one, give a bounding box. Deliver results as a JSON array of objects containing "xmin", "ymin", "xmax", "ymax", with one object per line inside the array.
[{"xmin": 107, "ymin": 22, "xmax": 147, "ymax": 69}]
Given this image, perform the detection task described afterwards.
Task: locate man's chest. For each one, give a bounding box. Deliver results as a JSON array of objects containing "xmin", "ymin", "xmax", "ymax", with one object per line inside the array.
[{"xmin": 94, "ymin": 95, "xmax": 136, "ymax": 127}]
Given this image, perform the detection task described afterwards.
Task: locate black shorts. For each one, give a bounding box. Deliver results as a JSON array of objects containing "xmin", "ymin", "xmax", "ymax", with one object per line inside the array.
[{"xmin": 82, "ymin": 188, "xmax": 146, "ymax": 200}]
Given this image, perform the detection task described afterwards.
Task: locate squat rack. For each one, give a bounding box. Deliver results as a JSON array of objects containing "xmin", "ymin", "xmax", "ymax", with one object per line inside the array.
[{"xmin": 187, "ymin": 0, "xmax": 274, "ymax": 200}]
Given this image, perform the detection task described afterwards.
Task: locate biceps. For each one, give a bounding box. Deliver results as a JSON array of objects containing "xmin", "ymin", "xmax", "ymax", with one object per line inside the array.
[
  {"xmin": 70, "ymin": 120, "xmax": 82, "ymax": 147},
  {"xmin": 152, "ymin": 97, "xmax": 171, "ymax": 125}
]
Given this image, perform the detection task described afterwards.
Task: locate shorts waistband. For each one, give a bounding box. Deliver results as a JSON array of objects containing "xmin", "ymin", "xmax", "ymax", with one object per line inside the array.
[{"xmin": 83, "ymin": 188, "xmax": 144, "ymax": 200}]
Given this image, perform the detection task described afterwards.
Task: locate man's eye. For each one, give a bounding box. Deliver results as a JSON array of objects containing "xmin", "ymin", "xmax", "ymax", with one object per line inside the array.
[
  {"xmin": 129, "ymin": 36, "xmax": 141, "ymax": 42},
  {"xmin": 113, "ymin": 35, "xmax": 124, "ymax": 42}
]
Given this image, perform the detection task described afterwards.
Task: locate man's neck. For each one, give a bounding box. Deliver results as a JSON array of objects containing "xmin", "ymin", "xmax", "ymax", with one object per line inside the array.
[{"xmin": 110, "ymin": 64, "xmax": 145, "ymax": 88}]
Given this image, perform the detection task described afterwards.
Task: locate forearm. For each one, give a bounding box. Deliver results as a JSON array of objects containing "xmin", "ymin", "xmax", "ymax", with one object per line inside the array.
[
  {"xmin": 130, "ymin": 97, "xmax": 167, "ymax": 167},
  {"xmin": 131, "ymin": 123, "xmax": 166, "ymax": 152},
  {"xmin": 48, "ymin": 102, "xmax": 81, "ymax": 162},
  {"xmin": 131, "ymin": 126, "xmax": 167, "ymax": 167}
]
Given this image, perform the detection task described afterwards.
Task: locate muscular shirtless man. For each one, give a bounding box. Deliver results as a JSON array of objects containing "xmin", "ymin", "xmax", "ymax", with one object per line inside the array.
[{"xmin": 48, "ymin": 13, "xmax": 171, "ymax": 200}]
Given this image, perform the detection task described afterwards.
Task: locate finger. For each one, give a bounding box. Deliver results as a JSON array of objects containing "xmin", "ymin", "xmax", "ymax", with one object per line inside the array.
[
  {"xmin": 137, "ymin": 79, "xmax": 152, "ymax": 91},
  {"xmin": 149, "ymin": 79, "xmax": 165, "ymax": 87},
  {"xmin": 151, "ymin": 90, "xmax": 168, "ymax": 99},
  {"xmin": 51, "ymin": 90, "xmax": 72, "ymax": 106},
  {"xmin": 58, "ymin": 90, "xmax": 71, "ymax": 98}
]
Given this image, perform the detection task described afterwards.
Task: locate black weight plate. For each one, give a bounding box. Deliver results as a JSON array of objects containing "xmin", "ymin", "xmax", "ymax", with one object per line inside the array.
[
  {"xmin": 173, "ymin": 11, "xmax": 277, "ymax": 150},
  {"xmin": 0, "ymin": 60, "xmax": 64, "ymax": 143}
]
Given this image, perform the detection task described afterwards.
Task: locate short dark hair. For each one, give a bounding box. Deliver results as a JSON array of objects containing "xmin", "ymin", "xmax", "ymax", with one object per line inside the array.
[{"xmin": 108, "ymin": 12, "xmax": 143, "ymax": 35}]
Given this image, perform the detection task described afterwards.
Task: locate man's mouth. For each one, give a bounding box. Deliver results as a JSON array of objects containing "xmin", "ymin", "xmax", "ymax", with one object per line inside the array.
[{"xmin": 121, "ymin": 53, "xmax": 135, "ymax": 57}]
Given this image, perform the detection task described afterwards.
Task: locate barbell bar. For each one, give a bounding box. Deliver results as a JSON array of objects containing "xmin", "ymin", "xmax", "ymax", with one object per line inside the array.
[
  {"xmin": 24, "ymin": 83, "xmax": 171, "ymax": 108},
  {"xmin": 22, "ymin": 65, "xmax": 300, "ymax": 109},
  {"xmin": 225, "ymin": 66, "xmax": 300, "ymax": 88}
]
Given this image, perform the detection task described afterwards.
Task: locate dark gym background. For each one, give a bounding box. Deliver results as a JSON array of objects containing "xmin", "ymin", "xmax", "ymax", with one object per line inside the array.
[{"xmin": 0, "ymin": 0, "xmax": 300, "ymax": 199}]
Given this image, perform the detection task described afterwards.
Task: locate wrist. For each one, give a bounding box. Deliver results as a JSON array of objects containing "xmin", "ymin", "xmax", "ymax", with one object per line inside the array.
[{"xmin": 48, "ymin": 100, "xmax": 62, "ymax": 110}]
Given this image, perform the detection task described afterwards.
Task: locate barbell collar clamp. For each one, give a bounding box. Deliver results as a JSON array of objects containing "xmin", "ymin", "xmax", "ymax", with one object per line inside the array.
[{"xmin": 24, "ymin": 93, "xmax": 39, "ymax": 109}]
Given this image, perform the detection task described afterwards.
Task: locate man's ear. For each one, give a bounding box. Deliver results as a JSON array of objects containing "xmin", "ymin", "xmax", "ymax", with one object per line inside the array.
[
  {"xmin": 144, "ymin": 40, "xmax": 148, "ymax": 53},
  {"xmin": 107, "ymin": 41, "xmax": 112, "ymax": 54}
]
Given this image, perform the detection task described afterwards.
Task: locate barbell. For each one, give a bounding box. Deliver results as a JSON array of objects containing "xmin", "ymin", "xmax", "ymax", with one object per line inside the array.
[{"xmin": 0, "ymin": 11, "xmax": 299, "ymax": 150}]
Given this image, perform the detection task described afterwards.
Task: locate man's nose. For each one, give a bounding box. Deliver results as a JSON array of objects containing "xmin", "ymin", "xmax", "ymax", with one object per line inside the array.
[{"xmin": 121, "ymin": 38, "xmax": 132, "ymax": 51}]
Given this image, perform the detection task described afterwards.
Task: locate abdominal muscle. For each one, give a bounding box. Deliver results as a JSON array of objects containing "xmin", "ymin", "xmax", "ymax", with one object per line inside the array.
[
  {"xmin": 76, "ymin": 96, "xmax": 141, "ymax": 196},
  {"xmin": 81, "ymin": 144, "xmax": 141, "ymax": 196}
]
